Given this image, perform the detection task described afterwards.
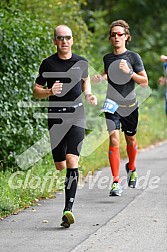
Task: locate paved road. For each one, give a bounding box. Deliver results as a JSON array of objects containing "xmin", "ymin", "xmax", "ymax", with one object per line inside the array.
[{"xmin": 1, "ymin": 141, "xmax": 167, "ymax": 252}]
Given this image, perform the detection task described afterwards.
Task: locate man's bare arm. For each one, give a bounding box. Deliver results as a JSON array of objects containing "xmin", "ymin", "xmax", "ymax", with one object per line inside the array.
[
  {"xmin": 92, "ymin": 70, "xmax": 107, "ymax": 83},
  {"xmin": 33, "ymin": 81, "xmax": 63, "ymax": 99},
  {"xmin": 131, "ymin": 70, "xmax": 148, "ymax": 87},
  {"xmin": 82, "ymin": 76, "xmax": 97, "ymax": 105}
]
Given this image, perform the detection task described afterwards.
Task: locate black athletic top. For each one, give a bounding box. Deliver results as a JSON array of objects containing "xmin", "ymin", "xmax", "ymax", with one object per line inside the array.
[
  {"xmin": 103, "ymin": 50, "xmax": 145, "ymax": 101},
  {"xmin": 36, "ymin": 53, "xmax": 88, "ymax": 103}
]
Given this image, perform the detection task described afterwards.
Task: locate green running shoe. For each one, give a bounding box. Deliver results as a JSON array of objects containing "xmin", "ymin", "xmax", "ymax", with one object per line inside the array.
[
  {"xmin": 109, "ymin": 182, "xmax": 122, "ymax": 196},
  {"xmin": 125, "ymin": 163, "xmax": 138, "ymax": 188},
  {"xmin": 60, "ymin": 210, "xmax": 75, "ymax": 228}
]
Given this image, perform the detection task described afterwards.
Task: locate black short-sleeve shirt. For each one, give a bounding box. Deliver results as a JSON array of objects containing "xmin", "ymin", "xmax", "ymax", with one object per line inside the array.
[
  {"xmin": 103, "ymin": 50, "xmax": 145, "ymax": 99},
  {"xmin": 35, "ymin": 53, "xmax": 88, "ymax": 102}
]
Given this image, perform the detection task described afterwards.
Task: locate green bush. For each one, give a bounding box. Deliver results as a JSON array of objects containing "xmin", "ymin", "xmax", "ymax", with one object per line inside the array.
[{"xmin": 0, "ymin": 8, "xmax": 53, "ymax": 169}]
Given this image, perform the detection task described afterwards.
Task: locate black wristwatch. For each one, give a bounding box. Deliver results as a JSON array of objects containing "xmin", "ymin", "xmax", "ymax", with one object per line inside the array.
[{"xmin": 128, "ymin": 69, "xmax": 134, "ymax": 75}]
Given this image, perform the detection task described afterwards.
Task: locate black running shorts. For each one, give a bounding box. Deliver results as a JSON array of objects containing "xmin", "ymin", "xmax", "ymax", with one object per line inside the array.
[
  {"xmin": 48, "ymin": 106, "xmax": 85, "ymax": 162},
  {"xmin": 105, "ymin": 107, "xmax": 138, "ymax": 136}
]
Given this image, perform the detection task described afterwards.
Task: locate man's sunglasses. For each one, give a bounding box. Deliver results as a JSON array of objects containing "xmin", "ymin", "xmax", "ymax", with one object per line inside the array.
[
  {"xmin": 55, "ymin": 35, "xmax": 72, "ymax": 41},
  {"xmin": 110, "ymin": 32, "xmax": 125, "ymax": 38}
]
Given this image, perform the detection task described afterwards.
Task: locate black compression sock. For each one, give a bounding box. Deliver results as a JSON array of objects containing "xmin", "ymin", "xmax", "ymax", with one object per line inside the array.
[{"xmin": 64, "ymin": 168, "xmax": 78, "ymax": 211}]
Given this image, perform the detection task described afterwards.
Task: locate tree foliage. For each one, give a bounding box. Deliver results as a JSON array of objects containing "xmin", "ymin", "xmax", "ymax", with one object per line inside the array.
[{"xmin": 0, "ymin": 7, "xmax": 53, "ymax": 169}]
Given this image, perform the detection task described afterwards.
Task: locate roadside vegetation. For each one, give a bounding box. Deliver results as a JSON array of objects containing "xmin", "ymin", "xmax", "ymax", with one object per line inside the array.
[{"xmin": 1, "ymin": 0, "xmax": 167, "ymax": 218}]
